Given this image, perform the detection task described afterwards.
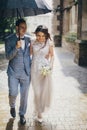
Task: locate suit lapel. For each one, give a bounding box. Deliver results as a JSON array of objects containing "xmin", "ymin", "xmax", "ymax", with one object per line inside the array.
[{"xmin": 24, "ymin": 37, "xmax": 28, "ymax": 55}]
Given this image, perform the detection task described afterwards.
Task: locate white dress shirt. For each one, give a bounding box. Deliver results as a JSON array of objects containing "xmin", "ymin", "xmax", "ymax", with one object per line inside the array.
[
  {"xmin": 20, "ymin": 39, "xmax": 25, "ymax": 50},
  {"xmin": 16, "ymin": 34, "xmax": 25, "ymax": 50}
]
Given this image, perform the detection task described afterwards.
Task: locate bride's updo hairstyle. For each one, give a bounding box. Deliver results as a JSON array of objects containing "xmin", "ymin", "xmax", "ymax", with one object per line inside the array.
[{"xmin": 34, "ymin": 25, "xmax": 51, "ymax": 41}]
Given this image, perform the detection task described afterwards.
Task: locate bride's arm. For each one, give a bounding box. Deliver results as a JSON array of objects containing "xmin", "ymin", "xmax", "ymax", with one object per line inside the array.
[
  {"xmin": 49, "ymin": 45, "xmax": 54, "ymax": 69},
  {"xmin": 30, "ymin": 43, "xmax": 33, "ymax": 61}
]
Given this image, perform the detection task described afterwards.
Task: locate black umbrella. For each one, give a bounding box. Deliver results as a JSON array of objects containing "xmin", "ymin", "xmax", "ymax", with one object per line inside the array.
[{"xmin": 0, "ymin": 0, "xmax": 52, "ymax": 18}]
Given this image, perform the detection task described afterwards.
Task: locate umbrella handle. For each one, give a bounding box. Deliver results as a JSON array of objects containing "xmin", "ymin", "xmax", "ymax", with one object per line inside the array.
[
  {"xmin": 17, "ymin": 8, "xmax": 21, "ymax": 41},
  {"xmin": 18, "ymin": 26, "xmax": 20, "ymax": 41}
]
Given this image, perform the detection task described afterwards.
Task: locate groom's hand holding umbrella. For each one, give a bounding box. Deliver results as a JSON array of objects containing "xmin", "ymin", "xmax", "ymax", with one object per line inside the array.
[{"xmin": 16, "ymin": 41, "xmax": 21, "ymax": 49}]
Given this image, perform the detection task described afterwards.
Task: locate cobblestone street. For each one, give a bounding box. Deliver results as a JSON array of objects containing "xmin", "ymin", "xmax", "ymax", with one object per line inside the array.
[{"xmin": 0, "ymin": 47, "xmax": 87, "ymax": 130}]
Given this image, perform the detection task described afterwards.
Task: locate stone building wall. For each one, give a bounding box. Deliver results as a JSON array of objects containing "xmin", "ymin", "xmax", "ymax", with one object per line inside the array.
[
  {"xmin": 63, "ymin": 0, "xmax": 77, "ymax": 34},
  {"xmin": 61, "ymin": 0, "xmax": 77, "ymax": 55},
  {"xmin": 63, "ymin": 0, "xmax": 87, "ymax": 66},
  {"xmin": 52, "ymin": 0, "xmax": 60, "ymax": 36}
]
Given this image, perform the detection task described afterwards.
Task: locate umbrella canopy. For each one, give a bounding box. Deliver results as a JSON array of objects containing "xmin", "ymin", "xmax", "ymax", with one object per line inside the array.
[{"xmin": 0, "ymin": 0, "xmax": 52, "ymax": 18}]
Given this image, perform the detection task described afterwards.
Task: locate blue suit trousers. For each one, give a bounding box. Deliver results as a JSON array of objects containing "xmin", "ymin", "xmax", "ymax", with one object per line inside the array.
[{"xmin": 8, "ymin": 75, "xmax": 30, "ymax": 116}]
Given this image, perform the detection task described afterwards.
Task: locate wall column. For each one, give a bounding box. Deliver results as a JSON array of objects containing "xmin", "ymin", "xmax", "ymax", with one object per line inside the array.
[{"xmin": 74, "ymin": 0, "xmax": 87, "ymax": 66}]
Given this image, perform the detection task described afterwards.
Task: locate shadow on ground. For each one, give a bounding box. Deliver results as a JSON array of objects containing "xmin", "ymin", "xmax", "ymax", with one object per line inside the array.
[{"xmin": 6, "ymin": 118, "xmax": 51, "ymax": 130}]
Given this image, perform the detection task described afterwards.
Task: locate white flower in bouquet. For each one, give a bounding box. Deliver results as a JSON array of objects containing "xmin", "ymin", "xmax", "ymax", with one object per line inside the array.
[{"xmin": 40, "ymin": 64, "xmax": 51, "ymax": 76}]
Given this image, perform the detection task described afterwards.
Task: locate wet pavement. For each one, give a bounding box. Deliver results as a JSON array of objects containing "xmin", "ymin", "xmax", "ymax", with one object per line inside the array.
[
  {"xmin": 0, "ymin": 47, "xmax": 87, "ymax": 130},
  {"xmin": 0, "ymin": 47, "xmax": 8, "ymax": 71}
]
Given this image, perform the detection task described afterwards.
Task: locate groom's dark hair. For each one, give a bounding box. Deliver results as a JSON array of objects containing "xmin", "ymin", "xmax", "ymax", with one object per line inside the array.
[{"xmin": 16, "ymin": 18, "xmax": 26, "ymax": 27}]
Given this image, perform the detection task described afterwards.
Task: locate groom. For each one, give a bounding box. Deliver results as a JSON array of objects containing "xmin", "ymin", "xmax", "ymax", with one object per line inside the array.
[{"xmin": 5, "ymin": 19, "xmax": 31, "ymax": 125}]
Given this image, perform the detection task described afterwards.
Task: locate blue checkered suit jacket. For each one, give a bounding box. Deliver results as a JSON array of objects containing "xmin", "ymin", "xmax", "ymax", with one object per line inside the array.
[{"xmin": 5, "ymin": 34, "xmax": 31, "ymax": 78}]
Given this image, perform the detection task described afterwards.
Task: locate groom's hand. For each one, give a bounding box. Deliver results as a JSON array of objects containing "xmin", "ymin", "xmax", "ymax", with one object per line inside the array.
[{"xmin": 16, "ymin": 41, "xmax": 21, "ymax": 49}]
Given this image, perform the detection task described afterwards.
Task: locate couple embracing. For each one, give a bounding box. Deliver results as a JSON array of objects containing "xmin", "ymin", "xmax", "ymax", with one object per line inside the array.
[{"xmin": 5, "ymin": 18, "xmax": 54, "ymax": 125}]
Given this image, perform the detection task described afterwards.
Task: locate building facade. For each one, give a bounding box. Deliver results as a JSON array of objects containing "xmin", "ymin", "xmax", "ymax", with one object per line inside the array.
[{"xmin": 54, "ymin": 0, "xmax": 87, "ymax": 66}]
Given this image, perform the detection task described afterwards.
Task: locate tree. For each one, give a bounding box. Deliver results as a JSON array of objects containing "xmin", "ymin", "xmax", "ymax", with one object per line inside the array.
[{"xmin": 0, "ymin": 18, "xmax": 16, "ymax": 41}]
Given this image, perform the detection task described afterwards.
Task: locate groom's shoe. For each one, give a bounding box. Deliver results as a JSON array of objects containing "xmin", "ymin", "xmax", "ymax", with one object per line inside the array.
[
  {"xmin": 10, "ymin": 107, "xmax": 16, "ymax": 118},
  {"xmin": 20, "ymin": 115, "xmax": 26, "ymax": 125}
]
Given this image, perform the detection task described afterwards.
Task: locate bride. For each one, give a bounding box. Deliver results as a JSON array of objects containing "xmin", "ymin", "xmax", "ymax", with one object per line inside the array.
[{"xmin": 30, "ymin": 25, "xmax": 54, "ymax": 123}]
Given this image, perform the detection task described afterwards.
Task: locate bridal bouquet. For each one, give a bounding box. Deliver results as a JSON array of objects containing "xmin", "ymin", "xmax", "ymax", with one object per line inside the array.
[
  {"xmin": 40, "ymin": 64, "xmax": 51, "ymax": 76},
  {"xmin": 38, "ymin": 58, "xmax": 51, "ymax": 76}
]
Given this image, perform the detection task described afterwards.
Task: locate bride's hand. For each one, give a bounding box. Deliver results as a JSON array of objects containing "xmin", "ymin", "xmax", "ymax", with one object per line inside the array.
[{"xmin": 45, "ymin": 54, "xmax": 49, "ymax": 59}]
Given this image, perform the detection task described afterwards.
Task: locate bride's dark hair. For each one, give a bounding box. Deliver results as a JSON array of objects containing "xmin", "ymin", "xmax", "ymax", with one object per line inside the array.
[{"xmin": 34, "ymin": 25, "xmax": 51, "ymax": 41}]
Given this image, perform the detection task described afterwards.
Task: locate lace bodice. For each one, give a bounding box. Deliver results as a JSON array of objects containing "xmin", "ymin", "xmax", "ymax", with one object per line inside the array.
[
  {"xmin": 31, "ymin": 40, "xmax": 53, "ymax": 72},
  {"xmin": 32, "ymin": 40, "xmax": 53, "ymax": 59}
]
